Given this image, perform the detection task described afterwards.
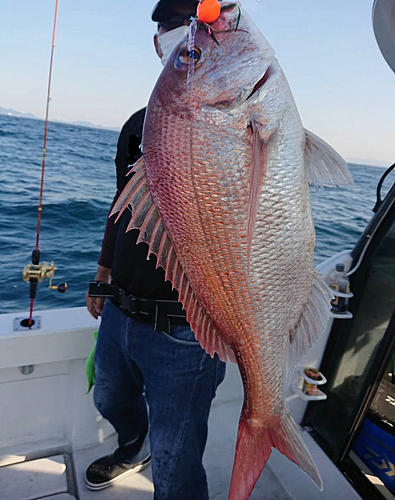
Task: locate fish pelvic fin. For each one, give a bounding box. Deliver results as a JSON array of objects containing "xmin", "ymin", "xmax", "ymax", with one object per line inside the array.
[
  {"xmin": 110, "ymin": 156, "xmax": 236, "ymax": 363},
  {"xmin": 304, "ymin": 129, "xmax": 354, "ymax": 189},
  {"xmin": 287, "ymin": 270, "xmax": 333, "ymax": 371},
  {"xmin": 228, "ymin": 409, "xmax": 322, "ymax": 500}
]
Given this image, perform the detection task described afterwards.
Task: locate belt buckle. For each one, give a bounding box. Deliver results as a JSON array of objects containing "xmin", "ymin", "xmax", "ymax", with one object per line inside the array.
[
  {"xmin": 154, "ymin": 304, "xmax": 171, "ymax": 333},
  {"xmin": 129, "ymin": 295, "xmax": 140, "ymax": 315},
  {"xmin": 119, "ymin": 289, "xmax": 140, "ymax": 316},
  {"xmin": 119, "ymin": 289, "xmax": 130, "ymax": 312}
]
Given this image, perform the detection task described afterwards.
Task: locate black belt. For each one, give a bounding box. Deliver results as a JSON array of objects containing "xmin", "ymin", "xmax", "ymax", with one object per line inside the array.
[{"xmin": 88, "ymin": 281, "xmax": 188, "ymax": 333}]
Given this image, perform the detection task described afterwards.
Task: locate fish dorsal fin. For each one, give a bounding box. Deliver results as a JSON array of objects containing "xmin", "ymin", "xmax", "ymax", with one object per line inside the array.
[
  {"xmin": 304, "ymin": 129, "xmax": 354, "ymax": 188},
  {"xmin": 287, "ymin": 271, "xmax": 333, "ymax": 371},
  {"xmin": 111, "ymin": 158, "xmax": 236, "ymax": 363}
]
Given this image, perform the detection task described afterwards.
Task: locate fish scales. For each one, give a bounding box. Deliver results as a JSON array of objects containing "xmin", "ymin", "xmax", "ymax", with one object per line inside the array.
[
  {"xmin": 144, "ymin": 94, "xmax": 268, "ymax": 418},
  {"xmin": 112, "ymin": 3, "xmax": 353, "ymax": 499},
  {"xmin": 145, "ymin": 103, "xmax": 258, "ymax": 341}
]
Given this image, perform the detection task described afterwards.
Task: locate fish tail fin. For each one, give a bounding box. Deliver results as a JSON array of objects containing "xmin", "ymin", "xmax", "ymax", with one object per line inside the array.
[
  {"xmin": 228, "ymin": 412, "xmax": 271, "ymax": 500},
  {"xmin": 228, "ymin": 409, "xmax": 322, "ymax": 500},
  {"xmin": 271, "ymin": 409, "xmax": 323, "ymax": 490}
]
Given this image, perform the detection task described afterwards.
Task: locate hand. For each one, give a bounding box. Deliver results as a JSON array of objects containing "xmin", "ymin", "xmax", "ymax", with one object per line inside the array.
[
  {"xmin": 85, "ymin": 292, "xmax": 106, "ymax": 319},
  {"xmin": 86, "ymin": 265, "xmax": 111, "ymax": 319}
]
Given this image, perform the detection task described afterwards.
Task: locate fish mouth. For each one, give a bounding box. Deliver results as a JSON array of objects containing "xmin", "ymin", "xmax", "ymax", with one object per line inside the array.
[{"xmin": 246, "ymin": 65, "xmax": 273, "ymax": 101}]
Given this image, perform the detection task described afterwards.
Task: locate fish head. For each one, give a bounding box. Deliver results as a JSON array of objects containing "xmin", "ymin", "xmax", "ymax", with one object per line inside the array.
[{"xmin": 152, "ymin": 2, "xmax": 275, "ymax": 113}]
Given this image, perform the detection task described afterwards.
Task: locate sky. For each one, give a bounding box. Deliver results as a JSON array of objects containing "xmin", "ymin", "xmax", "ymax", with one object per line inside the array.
[{"xmin": 1, "ymin": 0, "xmax": 394, "ymax": 164}]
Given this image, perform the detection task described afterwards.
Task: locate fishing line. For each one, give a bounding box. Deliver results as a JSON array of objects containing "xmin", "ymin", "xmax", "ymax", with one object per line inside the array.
[
  {"xmin": 187, "ymin": 18, "xmax": 198, "ymax": 93},
  {"xmin": 35, "ymin": 0, "xmax": 59, "ymax": 253}
]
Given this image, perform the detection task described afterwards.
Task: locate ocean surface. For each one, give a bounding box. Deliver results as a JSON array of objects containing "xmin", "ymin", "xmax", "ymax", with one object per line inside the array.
[{"xmin": 0, "ymin": 114, "xmax": 391, "ymax": 315}]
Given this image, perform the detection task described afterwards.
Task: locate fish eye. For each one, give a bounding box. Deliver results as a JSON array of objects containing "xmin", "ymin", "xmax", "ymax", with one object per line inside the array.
[
  {"xmin": 188, "ymin": 48, "xmax": 201, "ymax": 61},
  {"xmin": 176, "ymin": 47, "xmax": 202, "ymax": 68}
]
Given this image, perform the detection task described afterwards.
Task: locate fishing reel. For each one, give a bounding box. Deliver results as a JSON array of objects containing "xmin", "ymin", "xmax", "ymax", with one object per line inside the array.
[{"xmin": 23, "ymin": 250, "xmax": 67, "ymax": 299}]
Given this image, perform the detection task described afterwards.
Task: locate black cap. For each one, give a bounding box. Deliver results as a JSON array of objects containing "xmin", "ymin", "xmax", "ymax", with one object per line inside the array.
[{"xmin": 152, "ymin": 0, "xmax": 199, "ymax": 22}]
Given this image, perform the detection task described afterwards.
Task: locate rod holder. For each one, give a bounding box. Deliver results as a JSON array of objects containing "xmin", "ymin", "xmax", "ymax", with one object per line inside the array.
[{"xmin": 290, "ymin": 367, "xmax": 327, "ymax": 401}]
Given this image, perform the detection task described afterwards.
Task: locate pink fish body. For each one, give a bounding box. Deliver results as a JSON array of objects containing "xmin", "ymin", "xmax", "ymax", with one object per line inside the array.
[{"xmin": 113, "ymin": 4, "xmax": 353, "ymax": 499}]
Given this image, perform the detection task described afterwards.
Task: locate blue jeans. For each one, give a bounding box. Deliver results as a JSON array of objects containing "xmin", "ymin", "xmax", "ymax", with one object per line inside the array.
[{"xmin": 93, "ymin": 299, "xmax": 226, "ymax": 500}]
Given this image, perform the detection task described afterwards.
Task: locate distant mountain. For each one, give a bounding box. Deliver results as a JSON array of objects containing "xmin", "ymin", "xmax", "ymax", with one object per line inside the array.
[
  {"xmin": 62, "ymin": 120, "xmax": 120, "ymax": 132},
  {"xmin": 0, "ymin": 107, "xmax": 391, "ymax": 162},
  {"xmin": 346, "ymin": 157, "xmax": 390, "ymax": 168},
  {"xmin": 0, "ymin": 106, "xmax": 119, "ymax": 132},
  {"xmin": 0, "ymin": 106, "xmax": 37, "ymax": 119}
]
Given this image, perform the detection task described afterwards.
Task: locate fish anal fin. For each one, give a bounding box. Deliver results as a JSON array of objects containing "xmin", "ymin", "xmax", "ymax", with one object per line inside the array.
[
  {"xmin": 287, "ymin": 271, "xmax": 333, "ymax": 371},
  {"xmin": 228, "ymin": 409, "xmax": 322, "ymax": 500},
  {"xmin": 304, "ymin": 129, "xmax": 354, "ymax": 188}
]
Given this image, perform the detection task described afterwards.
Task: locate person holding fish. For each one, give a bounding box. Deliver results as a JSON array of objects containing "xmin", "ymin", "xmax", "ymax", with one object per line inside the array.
[{"xmin": 85, "ymin": 0, "xmax": 226, "ymax": 498}]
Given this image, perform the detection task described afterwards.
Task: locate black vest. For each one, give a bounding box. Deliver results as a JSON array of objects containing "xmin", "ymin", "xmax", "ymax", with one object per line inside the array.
[{"xmin": 111, "ymin": 108, "xmax": 179, "ymax": 301}]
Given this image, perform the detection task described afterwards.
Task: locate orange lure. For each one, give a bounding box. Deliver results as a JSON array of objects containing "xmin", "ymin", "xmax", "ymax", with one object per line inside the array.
[{"xmin": 197, "ymin": 0, "xmax": 221, "ymax": 23}]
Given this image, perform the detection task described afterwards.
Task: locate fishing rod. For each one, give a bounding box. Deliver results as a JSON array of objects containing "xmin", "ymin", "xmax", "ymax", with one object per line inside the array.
[{"xmin": 22, "ymin": 0, "xmax": 67, "ymax": 328}]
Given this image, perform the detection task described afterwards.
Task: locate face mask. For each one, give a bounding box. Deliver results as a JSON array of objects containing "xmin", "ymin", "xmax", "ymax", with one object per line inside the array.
[{"xmin": 157, "ymin": 25, "xmax": 189, "ymax": 66}]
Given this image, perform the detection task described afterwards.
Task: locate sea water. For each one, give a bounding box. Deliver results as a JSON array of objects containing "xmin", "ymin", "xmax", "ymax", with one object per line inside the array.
[{"xmin": 0, "ymin": 114, "xmax": 391, "ymax": 315}]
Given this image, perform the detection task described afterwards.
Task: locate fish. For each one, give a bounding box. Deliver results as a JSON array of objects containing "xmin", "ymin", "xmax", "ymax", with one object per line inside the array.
[{"xmin": 112, "ymin": 3, "xmax": 353, "ymax": 499}]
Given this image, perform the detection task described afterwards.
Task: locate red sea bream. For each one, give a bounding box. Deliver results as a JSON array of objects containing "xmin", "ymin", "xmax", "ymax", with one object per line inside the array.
[{"xmin": 112, "ymin": 3, "xmax": 353, "ymax": 499}]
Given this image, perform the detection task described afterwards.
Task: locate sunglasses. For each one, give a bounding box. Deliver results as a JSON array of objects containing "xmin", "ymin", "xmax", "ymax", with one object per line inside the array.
[{"xmin": 158, "ymin": 13, "xmax": 195, "ymax": 31}]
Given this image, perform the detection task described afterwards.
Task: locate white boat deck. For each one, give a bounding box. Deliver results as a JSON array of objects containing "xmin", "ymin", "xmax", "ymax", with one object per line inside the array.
[
  {"xmin": 0, "ymin": 361, "xmax": 290, "ymax": 500},
  {"xmin": 0, "ymin": 362, "xmax": 362, "ymax": 500},
  {"xmin": 72, "ymin": 363, "xmax": 291, "ymax": 500},
  {"xmin": 0, "ymin": 305, "xmax": 362, "ymax": 500}
]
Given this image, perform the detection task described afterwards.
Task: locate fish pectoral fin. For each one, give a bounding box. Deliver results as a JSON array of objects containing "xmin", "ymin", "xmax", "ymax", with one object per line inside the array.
[
  {"xmin": 287, "ymin": 271, "xmax": 333, "ymax": 371},
  {"xmin": 304, "ymin": 129, "xmax": 354, "ymax": 188},
  {"xmin": 110, "ymin": 156, "xmax": 236, "ymax": 364},
  {"xmin": 246, "ymin": 120, "xmax": 270, "ymax": 271}
]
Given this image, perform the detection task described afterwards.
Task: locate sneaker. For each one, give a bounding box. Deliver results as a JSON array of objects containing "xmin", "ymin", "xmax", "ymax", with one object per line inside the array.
[{"xmin": 84, "ymin": 451, "xmax": 151, "ymax": 490}]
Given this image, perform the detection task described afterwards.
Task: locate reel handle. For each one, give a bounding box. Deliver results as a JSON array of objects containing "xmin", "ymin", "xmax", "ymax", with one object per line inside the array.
[{"xmin": 49, "ymin": 282, "xmax": 68, "ymax": 293}]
